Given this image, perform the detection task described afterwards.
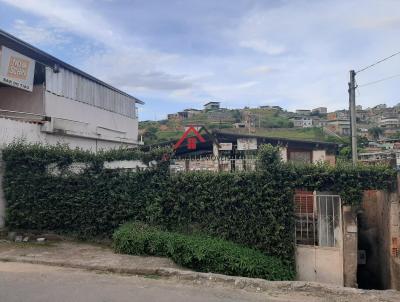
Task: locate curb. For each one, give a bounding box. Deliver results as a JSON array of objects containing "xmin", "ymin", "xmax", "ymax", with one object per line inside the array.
[{"xmin": 0, "ymin": 256, "xmax": 371, "ymax": 295}]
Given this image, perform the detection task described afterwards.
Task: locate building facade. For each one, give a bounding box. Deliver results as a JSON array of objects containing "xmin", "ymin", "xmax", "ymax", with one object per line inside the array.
[
  {"xmin": 204, "ymin": 101, "xmax": 220, "ymax": 110},
  {"xmin": 326, "ymin": 119, "xmax": 350, "ymax": 136},
  {"xmin": 291, "ymin": 117, "xmax": 313, "ymax": 128},
  {"xmin": 0, "ymin": 30, "xmax": 143, "ymax": 151}
]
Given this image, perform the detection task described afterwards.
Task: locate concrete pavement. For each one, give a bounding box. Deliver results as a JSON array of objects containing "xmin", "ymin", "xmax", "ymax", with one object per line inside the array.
[
  {"xmin": 1, "ymin": 240, "xmax": 400, "ymax": 301},
  {"xmin": 0, "ymin": 262, "xmax": 290, "ymax": 302}
]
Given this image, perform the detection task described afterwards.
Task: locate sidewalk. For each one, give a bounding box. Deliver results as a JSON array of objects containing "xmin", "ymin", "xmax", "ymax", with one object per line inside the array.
[
  {"xmin": 0, "ymin": 240, "xmax": 183, "ymax": 275},
  {"xmin": 1, "ymin": 240, "xmax": 400, "ymax": 302}
]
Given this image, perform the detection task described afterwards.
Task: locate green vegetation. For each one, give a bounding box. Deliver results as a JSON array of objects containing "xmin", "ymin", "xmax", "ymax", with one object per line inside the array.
[
  {"xmin": 368, "ymin": 127, "xmax": 384, "ymax": 140},
  {"xmin": 2, "ymin": 142, "xmax": 396, "ymax": 274},
  {"xmin": 113, "ymin": 222, "xmax": 294, "ymax": 280},
  {"xmin": 139, "ymin": 108, "xmax": 346, "ymax": 144},
  {"xmin": 222, "ymin": 127, "xmax": 337, "ymax": 142},
  {"xmin": 246, "ymin": 108, "xmax": 293, "ymax": 128},
  {"xmin": 257, "ymin": 144, "xmax": 396, "ymax": 205}
]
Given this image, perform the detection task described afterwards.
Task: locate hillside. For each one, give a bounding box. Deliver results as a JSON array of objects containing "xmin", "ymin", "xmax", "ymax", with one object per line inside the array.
[{"xmin": 139, "ymin": 108, "xmax": 338, "ymax": 144}]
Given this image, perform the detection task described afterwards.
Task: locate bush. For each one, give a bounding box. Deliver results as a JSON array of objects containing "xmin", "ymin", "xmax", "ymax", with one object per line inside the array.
[
  {"xmin": 2, "ymin": 143, "xmax": 295, "ymax": 264},
  {"xmin": 2, "ymin": 142, "xmax": 396, "ymax": 269},
  {"xmin": 113, "ymin": 222, "xmax": 295, "ymax": 280}
]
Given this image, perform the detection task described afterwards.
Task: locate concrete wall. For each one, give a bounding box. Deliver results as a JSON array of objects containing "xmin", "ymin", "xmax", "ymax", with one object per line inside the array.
[
  {"xmin": 0, "ymin": 154, "xmax": 5, "ymax": 228},
  {"xmin": 45, "ymin": 92, "xmax": 139, "ymax": 144},
  {"xmin": 296, "ymin": 245, "xmax": 343, "ymax": 285},
  {"xmin": 359, "ymin": 191, "xmax": 392, "ymax": 289},
  {"xmin": 0, "ymin": 117, "xmax": 45, "ymax": 148},
  {"xmin": 342, "ymin": 205, "xmax": 358, "ymax": 287},
  {"xmin": 312, "ymin": 150, "xmax": 326, "ymax": 163},
  {"xmin": 389, "ymin": 181, "xmax": 400, "ymax": 290},
  {"xmin": 0, "ymin": 85, "xmax": 44, "ymax": 114},
  {"xmin": 0, "ymin": 116, "xmax": 136, "ymax": 152}
]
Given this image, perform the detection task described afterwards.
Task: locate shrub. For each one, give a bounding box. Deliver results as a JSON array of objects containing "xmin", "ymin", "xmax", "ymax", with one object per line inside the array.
[
  {"xmin": 2, "ymin": 142, "xmax": 396, "ymax": 269},
  {"xmin": 113, "ymin": 222, "xmax": 295, "ymax": 280}
]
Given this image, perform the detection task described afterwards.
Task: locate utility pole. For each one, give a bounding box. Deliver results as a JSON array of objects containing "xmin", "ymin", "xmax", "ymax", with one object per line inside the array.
[{"xmin": 348, "ymin": 70, "xmax": 357, "ymax": 165}]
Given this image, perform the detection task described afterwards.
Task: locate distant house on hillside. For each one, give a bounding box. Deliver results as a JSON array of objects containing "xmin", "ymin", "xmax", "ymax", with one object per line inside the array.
[
  {"xmin": 327, "ymin": 110, "xmax": 349, "ymax": 121},
  {"xmin": 296, "ymin": 109, "xmax": 311, "ymax": 115},
  {"xmin": 204, "ymin": 101, "xmax": 220, "ymax": 111},
  {"xmin": 184, "ymin": 108, "xmax": 202, "ymax": 117},
  {"xmin": 312, "ymin": 107, "xmax": 327, "ymax": 114},
  {"xmin": 259, "ymin": 105, "xmax": 283, "ymax": 111},
  {"xmin": 326, "ymin": 120, "xmax": 350, "ymax": 136},
  {"xmin": 291, "ymin": 117, "xmax": 313, "ymax": 128},
  {"xmin": 167, "ymin": 113, "xmax": 178, "ymax": 120},
  {"xmin": 379, "ymin": 117, "xmax": 400, "ymax": 128}
]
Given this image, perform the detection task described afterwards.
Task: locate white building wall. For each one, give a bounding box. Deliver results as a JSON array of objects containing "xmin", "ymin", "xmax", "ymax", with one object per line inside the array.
[
  {"xmin": 0, "ymin": 84, "xmax": 44, "ymax": 115},
  {"xmin": 44, "ymin": 92, "xmax": 139, "ymax": 145},
  {"xmin": 312, "ymin": 150, "xmax": 326, "ymax": 163},
  {"xmin": 45, "ymin": 67, "xmax": 137, "ymax": 118},
  {"xmin": 0, "ymin": 118, "xmax": 46, "ymax": 148}
]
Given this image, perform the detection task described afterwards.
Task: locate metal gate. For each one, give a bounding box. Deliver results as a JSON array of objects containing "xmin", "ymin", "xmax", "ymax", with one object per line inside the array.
[{"xmin": 295, "ymin": 191, "xmax": 344, "ymax": 285}]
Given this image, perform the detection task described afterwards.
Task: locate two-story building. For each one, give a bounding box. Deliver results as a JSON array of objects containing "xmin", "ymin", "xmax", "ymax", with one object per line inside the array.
[
  {"xmin": 204, "ymin": 101, "xmax": 220, "ymax": 111},
  {"xmin": 0, "ymin": 30, "xmax": 143, "ymax": 151}
]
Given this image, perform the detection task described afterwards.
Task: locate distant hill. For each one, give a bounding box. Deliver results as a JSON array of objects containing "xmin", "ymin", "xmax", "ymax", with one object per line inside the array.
[{"xmin": 139, "ymin": 108, "xmax": 338, "ymax": 144}]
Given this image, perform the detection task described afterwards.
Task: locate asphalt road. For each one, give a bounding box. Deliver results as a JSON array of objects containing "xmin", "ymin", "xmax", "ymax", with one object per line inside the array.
[{"xmin": 0, "ymin": 262, "xmax": 290, "ymax": 302}]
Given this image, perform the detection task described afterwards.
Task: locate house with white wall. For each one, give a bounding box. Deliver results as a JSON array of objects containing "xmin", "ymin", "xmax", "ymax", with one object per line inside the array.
[
  {"xmin": 291, "ymin": 117, "xmax": 313, "ymax": 128},
  {"xmin": 0, "ymin": 30, "xmax": 143, "ymax": 151}
]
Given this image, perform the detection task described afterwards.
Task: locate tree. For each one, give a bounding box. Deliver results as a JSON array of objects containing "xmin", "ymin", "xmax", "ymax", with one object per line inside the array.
[
  {"xmin": 339, "ymin": 146, "xmax": 352, "ymax": 160},
  {"xmin": 357, "ymin": 135, "xmax": 369, "ymax": 148},
  {"xmin": 143, "ymin": 126, "xmax": 158, "ymax": 143},
  {"xmin": 232, "ymin": 110, "xmax": 242, "ymax": 123},
  {"xmin": 368, "ymin": 127, "xmax": 383, "ymax": 140}
]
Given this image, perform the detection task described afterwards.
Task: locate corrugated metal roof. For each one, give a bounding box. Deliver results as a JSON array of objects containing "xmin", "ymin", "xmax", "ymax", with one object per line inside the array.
[{"xmin": 0, "ymin": 29, "xmax": 144, "ymax": 105}]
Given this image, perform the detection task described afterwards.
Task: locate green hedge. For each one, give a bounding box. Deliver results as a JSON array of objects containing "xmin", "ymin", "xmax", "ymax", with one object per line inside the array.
[
  {"xmin": 256, "ymin": 144, "xmax": 397, "ymax": 205},
  {"xmin": 113, "ymin": 222, "xmax": 295, "ymax": 280},
  {"xmin": 2, "ymin": 142, "xmax": 396, "ymax": 269}
]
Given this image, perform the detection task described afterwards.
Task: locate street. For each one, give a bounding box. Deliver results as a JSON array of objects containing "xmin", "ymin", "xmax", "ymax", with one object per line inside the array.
[
  {"xmin": 1, "ymin": 262, "xmax": 400, "ymax": 302},
  {"xmin": 0, "ymin": 262, "xmax": 289, "ymax": 302}
]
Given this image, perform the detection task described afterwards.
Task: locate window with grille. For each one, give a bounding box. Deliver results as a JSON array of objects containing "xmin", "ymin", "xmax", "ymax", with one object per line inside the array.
[{"xmin": 295, "ymin": 191, "xmax": 341, "ymax": 247}]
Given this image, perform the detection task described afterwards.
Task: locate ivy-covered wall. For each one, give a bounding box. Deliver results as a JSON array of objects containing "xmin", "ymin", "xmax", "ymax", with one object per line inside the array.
[{"xmin": 1, "ymin": 143, "xmax": 397, "ymax": 265}]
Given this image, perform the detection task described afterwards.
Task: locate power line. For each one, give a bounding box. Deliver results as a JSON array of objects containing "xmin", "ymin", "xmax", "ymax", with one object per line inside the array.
[
  {"xmin": 358, "ymin": 73, "xmax": 400, "ymax": 88},
  {"xmin": 356, "ymin": 50, "xmax": 400, "ymax": 74}
]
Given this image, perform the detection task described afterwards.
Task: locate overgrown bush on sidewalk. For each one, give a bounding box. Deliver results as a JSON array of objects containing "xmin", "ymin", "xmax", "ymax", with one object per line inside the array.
[{"xmin": 113, "ymin": 222, "xmax": 295, "ymax": 280}]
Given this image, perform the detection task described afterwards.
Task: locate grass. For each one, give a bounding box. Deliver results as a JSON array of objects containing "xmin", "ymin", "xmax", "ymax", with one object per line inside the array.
[{"xmin": 222, "ymin": 127, "xmax": 337, "ymax": 142}]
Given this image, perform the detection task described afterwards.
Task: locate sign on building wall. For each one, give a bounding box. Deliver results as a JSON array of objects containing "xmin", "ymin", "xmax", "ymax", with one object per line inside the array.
[
  {"xmin": 0, "ymin": 46, "xmax": 35, "ymax": 92},
  {"xmin": 237, "ymin": 138, "xmax": 257, "ymax": 150},
  {"xmin": 218, "ymin": 143, "xmax": 233, "ymax": 151}
]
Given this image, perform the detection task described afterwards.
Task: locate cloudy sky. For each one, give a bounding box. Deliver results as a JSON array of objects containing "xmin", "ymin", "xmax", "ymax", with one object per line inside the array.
[{"xmin": 1, "ymin": 0, "xmax": 400, "ymax": 120}]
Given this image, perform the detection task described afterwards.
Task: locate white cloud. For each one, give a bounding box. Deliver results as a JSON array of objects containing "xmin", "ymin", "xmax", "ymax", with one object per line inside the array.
[
  {"xmin": 2, "ymin": 0, "xmax": 400, "ymax": 118},
  {"xmin": 245, "ymin": 65, "xmax": 275, "ymax": 75},
  {"xmin": 1, "ymin": 0, "xmax": 196, "ymax": 93},
  {"xmin": 12, "ymin": 19, "xmax": 68, "ymax": 46},
  {"xmin": 1, "ymin": 0, "xmax": 116, "ymax": 44},
  {"xmin": 239, "ymin": 40, "xmax": 286, "ymax": 55}
]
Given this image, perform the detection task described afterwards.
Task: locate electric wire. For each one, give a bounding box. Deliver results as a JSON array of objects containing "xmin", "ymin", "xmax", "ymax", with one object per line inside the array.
[
  {"xmin": 356, "ymin": 50, "xmax": 400, "ymax": 74},
  {"xmin": 358, "ymin": 73, "xmax": 400, "ymax": 88}
]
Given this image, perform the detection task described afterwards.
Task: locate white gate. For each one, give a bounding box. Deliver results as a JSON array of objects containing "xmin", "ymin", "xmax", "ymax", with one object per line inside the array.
[{"xmin": 295, "ymin": 191, "xmax": 344, "ymax": 285}]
